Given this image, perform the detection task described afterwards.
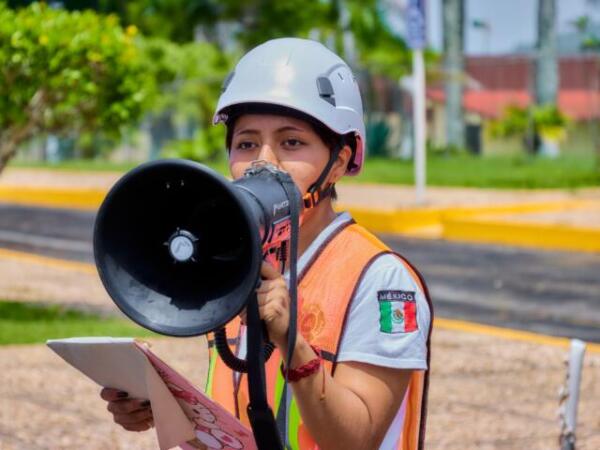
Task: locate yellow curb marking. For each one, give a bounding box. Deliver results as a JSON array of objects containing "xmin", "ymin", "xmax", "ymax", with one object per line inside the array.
[
  {"xmin": 338, "ymin": 199, "xmax": 598, "ymax": 232},
  {"xmin": 338, "ymin": 200, "xmax": 600, "ymax": 253},
  {"xmin": 436, "ymin": 317, "xmax": 600, "ymax": 354},
  {"xmin": 1, "ymin": 248, "xmax": 598, "ymax": 354},
  {"xmin": 0, "ymin": 248, "xmax": 96, "ymax": 275},
  {"xmin": 0, "ymin": 184, "xmax": 594, "ymax": 224},
  {"xmin": 0, "ymin": 186, "xmax": 105, "ymax": 211},
  {"xmin": 442, "ymin": 217, "xmax": 600, "ymax": 253},
  {"xmin": 440, "ymin": 199, "xmax": 597, "ymax": 219}
]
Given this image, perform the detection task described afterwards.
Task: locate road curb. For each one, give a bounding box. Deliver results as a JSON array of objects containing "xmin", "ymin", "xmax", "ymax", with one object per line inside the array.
[
  {"xmin": 340, "ymin": 200, "xmax": 595, "ymax": 234},
  {"xmin": 0, "ymin": 248, "xmax": 96, "ymax": 274},
  {"xmin": 0, "ymin": 186, "xmax": 104, "ymax": 211},
  {"xmin": 1, "ymin": 185, "xmax": 598, "ymax": 253},
  {"xmin": 442, "ymin": 216, "xmax": 600, "ymax": 253},
  {"xmin": 341, "ymin": 200, "xmax": 600, "ymax": 253},
  {"xmin": 435, "ymin": 317, "xmax": 600, "ymax": 354}
]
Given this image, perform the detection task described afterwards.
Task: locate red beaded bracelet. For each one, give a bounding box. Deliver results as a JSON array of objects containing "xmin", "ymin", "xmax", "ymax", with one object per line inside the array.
[{"xmin": 280, "ymin": 345, "xmax": 322, "ymax": 382}]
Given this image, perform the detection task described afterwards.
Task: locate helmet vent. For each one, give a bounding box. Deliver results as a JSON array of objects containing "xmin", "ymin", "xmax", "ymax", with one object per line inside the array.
[
  {"xmin": 221, "ymin": 71, "xmax": 235, "ymax": 93},
  {"xmin": 317, "ymin": 77, "xmax": 336, "ymax": 106}
]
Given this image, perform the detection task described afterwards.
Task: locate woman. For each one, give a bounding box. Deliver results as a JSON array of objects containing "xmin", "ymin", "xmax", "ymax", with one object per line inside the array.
[{"xmin": 101, "ymin": 37, "xmax": 432, "ymax": 450}]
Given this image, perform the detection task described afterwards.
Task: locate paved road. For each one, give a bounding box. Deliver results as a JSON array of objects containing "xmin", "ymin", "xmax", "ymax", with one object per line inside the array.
[
  {"xmin": 2, "ymin": 203, "xmax": 600, "ymax": 342},
  {"xmin": 384, "ymin": 235, "xmax": 600, "ymax": 342}
]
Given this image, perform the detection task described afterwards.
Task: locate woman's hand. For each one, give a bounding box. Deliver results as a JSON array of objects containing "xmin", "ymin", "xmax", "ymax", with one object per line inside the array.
[
  {"xmin": 100, "ymin": 388, "xmax": 154, "ymax": 432},
  {"xmin": 256, "ymin": 261, "xmax": 290, "ymax": 349}
]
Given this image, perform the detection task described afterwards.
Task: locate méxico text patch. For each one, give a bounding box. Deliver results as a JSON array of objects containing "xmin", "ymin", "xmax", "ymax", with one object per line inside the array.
[{"xmin": 377, "ymin": 290, "xmax": 418, "ymax": 333}]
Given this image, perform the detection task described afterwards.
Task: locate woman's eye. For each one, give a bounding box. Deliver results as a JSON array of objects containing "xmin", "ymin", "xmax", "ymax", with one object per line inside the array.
[
  {"xmin": 235, "ymin": 141, "xmax": 256, "ymax": 150},
  {"xmin": 283, "ymin": 138, "xmax": 304, "ymax": 147}
]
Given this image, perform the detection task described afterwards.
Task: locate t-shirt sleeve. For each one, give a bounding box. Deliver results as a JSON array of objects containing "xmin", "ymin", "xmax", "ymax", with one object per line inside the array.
[{"xmin": 336, "ymin": 253, "xmax": 431, "ymax": 370}]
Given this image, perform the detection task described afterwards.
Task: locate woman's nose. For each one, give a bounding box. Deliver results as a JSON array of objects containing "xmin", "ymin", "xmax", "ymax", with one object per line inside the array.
[{"xmin": 256, "ymin": 144, "xmax": 280, "ymax": 166}]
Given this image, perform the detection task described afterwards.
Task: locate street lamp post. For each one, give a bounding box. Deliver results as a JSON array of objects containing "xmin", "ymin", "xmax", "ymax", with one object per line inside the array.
[{"xmin": 405, "ymin": 0, "xmax": 427, "ymax": 205}]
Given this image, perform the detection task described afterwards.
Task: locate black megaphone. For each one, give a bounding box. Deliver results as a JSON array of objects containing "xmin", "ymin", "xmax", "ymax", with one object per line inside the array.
[{"xmin": 93, "ymin": 158, "xmax": 301, "ymax": 337}]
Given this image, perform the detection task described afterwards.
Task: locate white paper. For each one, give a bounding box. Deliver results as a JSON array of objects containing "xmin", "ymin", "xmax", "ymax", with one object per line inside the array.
[{"xmin": 47, "ymin": 337, "xmax": 196, "ymax": 450}]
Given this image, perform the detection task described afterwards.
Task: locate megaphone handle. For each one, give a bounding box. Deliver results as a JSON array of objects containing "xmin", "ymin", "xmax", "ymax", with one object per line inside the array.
[{"xmin": 214, "ymin": 327, "xmax": 276, "ymax": 373}]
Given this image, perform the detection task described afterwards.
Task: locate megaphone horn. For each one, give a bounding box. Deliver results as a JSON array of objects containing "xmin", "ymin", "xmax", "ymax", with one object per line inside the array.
[{"xmin": 93, "ymin": 159, "xmax": 301, "ymax": 337}]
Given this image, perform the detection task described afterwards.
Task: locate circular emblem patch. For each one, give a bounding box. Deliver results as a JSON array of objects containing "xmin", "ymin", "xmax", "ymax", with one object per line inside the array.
[
  {"xmin": 392, "ymin": 308, "xmax": 404, "ymax": 324},
  {"xmin": 300, "ymin": 303, "xmax": 325, "ymax": 341}
]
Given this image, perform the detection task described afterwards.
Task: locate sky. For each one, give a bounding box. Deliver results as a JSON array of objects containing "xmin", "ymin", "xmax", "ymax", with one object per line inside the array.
[{"xmin": 424, "ymin": 0, "xmax": 600, "ymax": 54}]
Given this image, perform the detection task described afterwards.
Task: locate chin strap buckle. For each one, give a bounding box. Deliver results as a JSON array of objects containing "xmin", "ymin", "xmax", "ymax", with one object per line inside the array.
[{"xmin": 302, "ymin": 190, "xmax": 320, "ymax": 209}]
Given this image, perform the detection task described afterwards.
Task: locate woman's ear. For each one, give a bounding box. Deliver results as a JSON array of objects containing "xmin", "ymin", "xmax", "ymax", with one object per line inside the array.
[{"xmin": 328, "ymin": 144, "xmax": 353, "ymax": 184}]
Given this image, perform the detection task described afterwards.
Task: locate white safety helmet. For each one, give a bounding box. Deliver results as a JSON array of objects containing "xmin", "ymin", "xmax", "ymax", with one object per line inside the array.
[{"xmin": 213, "ymin": 37, "xmax": 366, "ymax": 176}]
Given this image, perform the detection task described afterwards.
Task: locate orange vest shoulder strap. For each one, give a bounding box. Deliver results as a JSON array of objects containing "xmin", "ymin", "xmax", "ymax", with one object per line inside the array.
[
  {"xmin": 298, "ymin": 221, "xmax": 391, "ymax": 362},
  {"xmin": 380, "ymin": 249, "xmax": 433, "ymax": 450}
]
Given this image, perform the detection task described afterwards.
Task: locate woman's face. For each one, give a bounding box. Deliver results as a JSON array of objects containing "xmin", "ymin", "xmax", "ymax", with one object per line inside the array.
[{"xmin": 228, "ymin": 114, "xmax": 343, "ymax": 195}]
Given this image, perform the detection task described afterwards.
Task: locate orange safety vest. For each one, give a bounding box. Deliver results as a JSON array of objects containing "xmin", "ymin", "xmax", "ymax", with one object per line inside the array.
[{"xmin": 206, "ymin": 221, "xmax": 433, "ymax": 449}]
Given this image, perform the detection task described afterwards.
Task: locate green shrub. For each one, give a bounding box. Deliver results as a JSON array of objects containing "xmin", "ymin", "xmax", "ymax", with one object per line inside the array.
[
  {"xmin": 162, "ymin": 126, "xmax": 226, "ymax": 163},
  {"xmin": 488, "ymin": 104, "xmax": 570, "ymax": 145},
  {"xmin": 0, "ymin": 2, "xmax": 153, "ymax": 172}
]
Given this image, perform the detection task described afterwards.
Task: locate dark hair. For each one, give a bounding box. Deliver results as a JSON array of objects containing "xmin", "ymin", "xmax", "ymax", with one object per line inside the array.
[{"xmin": 224, "ymin": 103, "xmax": 357, "ymax": 201}]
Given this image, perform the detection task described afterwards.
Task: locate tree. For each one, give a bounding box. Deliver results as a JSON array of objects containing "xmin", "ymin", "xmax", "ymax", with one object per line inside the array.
[
  {"xmin": 442, "ymin": 0, "xmax": 465, "ymax": 150},
  {"xmin": 44, "ymin": 0, "xmax": 414, "ymax": 76},
  {"xmin": 28, "ymin": 0, "xmax": 330, "ymax": 47},
  {"xmin": 0, "ymin": 2, "xmax": 153, "ymax": 173},
  {"xmin": 139, "ymin": 37, "xmax": 232, "ymax": 161},
  {"xmin": 3, "ymin": 1, "xmax": 416, "ymax": 163},
  {"xmin": 105, "ymin": 0, "xmax": 415, "ymax": 159},
  {"xmin": 347, "ymin": 0, "xmax": 413, "ymax": 79}
]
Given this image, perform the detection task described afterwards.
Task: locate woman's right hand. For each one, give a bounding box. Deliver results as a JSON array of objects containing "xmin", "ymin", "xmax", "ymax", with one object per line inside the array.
[{"xmin": 100, "ymin": 387, "xmax": 154, "ymax": 432}]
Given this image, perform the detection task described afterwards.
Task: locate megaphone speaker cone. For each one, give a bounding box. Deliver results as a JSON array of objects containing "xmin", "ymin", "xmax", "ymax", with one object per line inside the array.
[{"xmin": 93, "ymin": 159, "xmax": 262, "ymax": 336}]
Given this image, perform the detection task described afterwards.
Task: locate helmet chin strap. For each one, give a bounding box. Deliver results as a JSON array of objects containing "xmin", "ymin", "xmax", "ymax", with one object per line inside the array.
[{"xmin": 303, "ymin": 143, "xmax": 342, "ymax": 209}]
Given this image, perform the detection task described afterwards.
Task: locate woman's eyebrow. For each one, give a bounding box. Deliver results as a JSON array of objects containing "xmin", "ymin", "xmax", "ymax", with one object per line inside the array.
[
  {"xmin": 276, "ymin": 125, "xmax": 307, "ymax": 133},
  {"xmin": 234, "ymin": 128, "xmax": 260, "ymax": 136}
]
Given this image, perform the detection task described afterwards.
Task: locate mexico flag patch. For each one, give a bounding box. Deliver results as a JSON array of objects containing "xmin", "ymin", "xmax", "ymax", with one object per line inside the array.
[{"xmin": 378, "ymin": 290, "xmax": 418, "ymax": 334}]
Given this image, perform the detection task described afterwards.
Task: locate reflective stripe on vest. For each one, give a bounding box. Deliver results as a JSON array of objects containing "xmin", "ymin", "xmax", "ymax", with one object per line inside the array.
[{"xmin": 206, "ymin": 221, "xmax": 433, "ymax": 450}]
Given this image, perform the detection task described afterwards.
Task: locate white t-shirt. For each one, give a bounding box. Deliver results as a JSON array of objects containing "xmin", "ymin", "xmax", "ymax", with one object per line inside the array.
[
  {"xmin": 293, "ymin": 212, "xmax": 430, "ymax": 370},
  {"xmin": 239, "ymin": 212, "xmax": 431, "ymax": 449}
]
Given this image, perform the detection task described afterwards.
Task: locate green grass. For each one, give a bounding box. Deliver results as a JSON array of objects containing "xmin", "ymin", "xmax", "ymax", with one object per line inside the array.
[
  {"xmin": 9, "ymin": 154, "xmax": 600, "ymax": 189},
  {"xmin": 0, "ymin": 301, "xmax": 159, "ymax": 345},
  {"xmin": 352, "ymin": 154, "xmax": 600, "ymax": 189}
]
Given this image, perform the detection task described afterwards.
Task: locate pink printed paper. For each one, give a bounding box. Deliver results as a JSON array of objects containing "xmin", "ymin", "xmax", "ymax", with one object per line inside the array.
[{"xmin": 135, "ymin": 342, "xmax": 257, "ymax": 450}]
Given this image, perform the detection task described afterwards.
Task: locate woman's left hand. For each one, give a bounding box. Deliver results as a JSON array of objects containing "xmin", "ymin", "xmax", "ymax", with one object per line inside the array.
[{"xmin": 256, "ymin": 261, "xmax": 290, "ymax": 349}]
